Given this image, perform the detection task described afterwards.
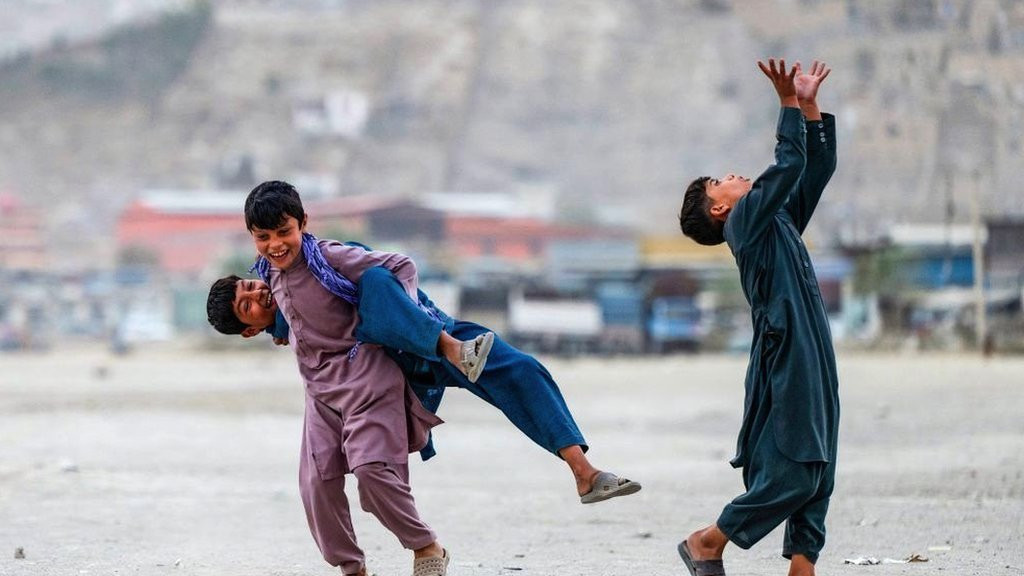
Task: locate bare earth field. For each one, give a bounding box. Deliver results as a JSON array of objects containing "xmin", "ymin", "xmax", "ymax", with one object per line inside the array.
[{"xmin": 1, "ymin": 344, "xmax": 1022, "ymax": 576}]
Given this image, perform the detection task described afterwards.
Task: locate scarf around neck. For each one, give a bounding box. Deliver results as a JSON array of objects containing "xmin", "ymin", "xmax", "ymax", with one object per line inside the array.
[
  {"xmin": 250, "ymin": 232, "xmax": 359, "ymax": 305},
  {"xmin": 250, "ymin": 232, "xmax": 363, "ymax": 360}
]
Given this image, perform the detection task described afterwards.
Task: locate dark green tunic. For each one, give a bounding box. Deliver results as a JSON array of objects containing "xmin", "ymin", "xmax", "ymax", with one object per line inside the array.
[{"xmin": 724, "ymin": 107, "xmax": 839, "ymax": 467}]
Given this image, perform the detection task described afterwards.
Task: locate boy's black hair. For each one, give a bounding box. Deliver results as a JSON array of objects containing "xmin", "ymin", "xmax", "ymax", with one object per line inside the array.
[
  {"xmin": 207, "ymin": 275, "xmax": 248, "ymax": 335},
  {"xmin": 678, "ymin": 176, "xmax": 725, "ymax": 246},
  {"xmin": 244, "ymin": 180, "xmax": 306, "ymax": 231}
]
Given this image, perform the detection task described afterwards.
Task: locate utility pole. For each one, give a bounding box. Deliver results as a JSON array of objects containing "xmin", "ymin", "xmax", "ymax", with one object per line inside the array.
[{"xmin": 969, "ymin": 169, "xmax": 987, "ymax": 352}]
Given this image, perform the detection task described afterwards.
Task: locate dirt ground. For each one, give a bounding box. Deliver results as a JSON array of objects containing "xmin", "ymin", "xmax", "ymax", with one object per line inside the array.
[{"xmin": 1, "ymin": 344, "xmax": 1022, "ymax": 576}]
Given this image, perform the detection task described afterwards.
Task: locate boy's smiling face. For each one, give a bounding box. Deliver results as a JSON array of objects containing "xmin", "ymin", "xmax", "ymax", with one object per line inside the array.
[
  {"xmin": 250, "ymin": 215, "xmax": 305, "ymax": 270},
  {"xmin": 706, "ymin": 173, "xmax": 752, "ymax": 221},
  {"xmin": 233, "ymin": 278, "xmax": 278, "ymax": 337}
]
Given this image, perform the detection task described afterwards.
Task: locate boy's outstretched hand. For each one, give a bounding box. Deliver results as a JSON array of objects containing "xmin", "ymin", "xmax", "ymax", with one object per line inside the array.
[
  {"xmin": 794, "ymin": 60, "xmax": 830, "ymax": 105},
  {"xmin": 757, "ymin": 58, "xmax": 798, "ymax": 109}
]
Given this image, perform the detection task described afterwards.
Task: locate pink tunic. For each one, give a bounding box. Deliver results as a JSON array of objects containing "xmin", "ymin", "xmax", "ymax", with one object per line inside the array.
[{"xmin": 269, "ymin": 239, "xmax": 443, "ymax": 473}]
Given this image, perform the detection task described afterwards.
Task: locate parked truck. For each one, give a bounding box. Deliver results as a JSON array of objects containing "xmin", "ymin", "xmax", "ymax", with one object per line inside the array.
[
  {"xmin": 646, "ymin": 295, "xmax": 705, "ymax": 353},
  {"xmin": 507, "ymin": 287, "xmax": 603, "ymax": 355},
  {"xmin": 595, "ymin": 282, "xmax": 646, "ymax": 354},
  {"xmin": 506, "ymin": 277, "xmax": 708, "ymax": 355}
]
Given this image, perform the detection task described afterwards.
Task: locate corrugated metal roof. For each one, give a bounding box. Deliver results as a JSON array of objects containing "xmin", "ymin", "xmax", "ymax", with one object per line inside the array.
[
  {"xmin": 888, "ymin": 223, "xmax": 987, "ymax": 247},
  {"xmin": 138, "ymin": 189, "xmax": 248, "ymax": 214}
]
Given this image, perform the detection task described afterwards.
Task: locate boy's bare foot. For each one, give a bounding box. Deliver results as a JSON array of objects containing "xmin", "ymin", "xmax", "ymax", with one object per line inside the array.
[
  {"xmin": 557, "ymin": 445, "xmax": 641, "ymax": 502},
  {"xmin": 559, "ymin": 445, "xmax": 600, "ymax": 495},
  {"xmin": 414, "ymin": 541, "xmax": 444, "ymax": 559},
  {"xmin": 685, "ymin": 525, "xmax": 728, "ymax": 561},
  {"xmin": 678, "ymin": 528, "xmax": 728, "ymax": 576},
  {"xmin": 788, "ymin": 554, "xmax": 815, "ymax": 576},
  {"xmin": 578, "ymin": 469, "xmax": 600, "ymax": 496}
]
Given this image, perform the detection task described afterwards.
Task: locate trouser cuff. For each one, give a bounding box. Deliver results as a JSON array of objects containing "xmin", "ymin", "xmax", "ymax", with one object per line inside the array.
[
  {"xmin": 715, "ymin": 515, "xmax": 755, "ymax": 550},
  {"xmin": 783, "ymin": 549, "xmax": 819, "ymax": 564}
]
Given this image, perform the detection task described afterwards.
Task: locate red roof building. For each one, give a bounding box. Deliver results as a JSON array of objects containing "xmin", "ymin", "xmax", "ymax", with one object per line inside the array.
[
  {"xmin": 116, "ymin": 189, "xmax": 632, "ymax": 279},
  {"xmin": 0, "ymin": 193, "xmax": 48, "ymax": 271},
  {"xmin": 445, "ymin": 216, "xmax": 616, "ymax": 263},
  {"xmin": 116, "ymin": 190, "xmax": 250, "ymax": 278}
]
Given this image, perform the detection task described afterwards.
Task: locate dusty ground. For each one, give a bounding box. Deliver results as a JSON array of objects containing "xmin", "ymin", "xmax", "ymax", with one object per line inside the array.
[{"xmin": 1, "ymin": 344, "xmax": 1022, "ymax": 576}]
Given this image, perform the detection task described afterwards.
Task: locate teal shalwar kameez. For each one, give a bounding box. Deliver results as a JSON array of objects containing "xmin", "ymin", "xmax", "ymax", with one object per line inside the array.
[{"xmin": 716, "ymin": 107, "xmax": 839, "ymax": 563}]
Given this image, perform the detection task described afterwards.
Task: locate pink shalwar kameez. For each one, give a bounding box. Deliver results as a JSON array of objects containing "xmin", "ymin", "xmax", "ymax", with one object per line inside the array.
[{"xmin": 269, "ymin": 240, "xmax": 443, "ymax": 574}]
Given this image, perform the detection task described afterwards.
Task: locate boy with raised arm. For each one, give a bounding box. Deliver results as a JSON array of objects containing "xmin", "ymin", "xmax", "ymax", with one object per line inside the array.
[{"xmin": 676, "ymin": 59, "xmax": 839, "ymax": 576}]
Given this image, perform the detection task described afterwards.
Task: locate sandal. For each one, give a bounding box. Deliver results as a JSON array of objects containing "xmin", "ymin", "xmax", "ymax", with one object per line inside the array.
[{"xmin": 580, "ymin": 471, "xmax": 641, "ymax": 504}]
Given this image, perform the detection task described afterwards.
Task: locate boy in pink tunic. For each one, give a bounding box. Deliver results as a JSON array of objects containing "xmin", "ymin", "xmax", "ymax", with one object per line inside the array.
[{"xmin": 245, "ymin": 180, "xmax": 450, "ymax": 576}]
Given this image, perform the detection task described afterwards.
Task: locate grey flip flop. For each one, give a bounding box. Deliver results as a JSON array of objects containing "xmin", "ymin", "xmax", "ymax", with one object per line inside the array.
[
  {"xmin": 580, "ymin": 471, "xmax": 641, "ymax": 504},
  {"xmin": 677, "ymin": 540, "xmax": 726, "ymax": 576}
]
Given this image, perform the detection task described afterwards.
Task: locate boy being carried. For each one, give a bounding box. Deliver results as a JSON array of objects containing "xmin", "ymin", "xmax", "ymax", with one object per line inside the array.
[
  {"xmin": 212, "ymin": 269, "xmax": 494, "ymax": 384},
  {"xmin": 208, "ymin": 205, "xmax": 640, "ymax": 504}
]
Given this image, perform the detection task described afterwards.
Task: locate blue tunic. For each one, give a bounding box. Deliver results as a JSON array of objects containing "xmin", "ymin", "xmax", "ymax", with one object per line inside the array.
[{"xmin": 724, "ymin": 107, "xmax": 839, "ymax": 466}]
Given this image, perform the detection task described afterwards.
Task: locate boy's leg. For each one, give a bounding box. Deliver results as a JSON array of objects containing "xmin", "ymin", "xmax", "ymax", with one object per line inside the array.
[
  {"xmin": 352, "ymin": 461, "xmax": 438, "ymax": 554},
  {"xmin": 782, "ymin": 456, "xmax": 836, "ymax": 571},
  {"xmin": 433, "ymin": 321, "xmax": 639, "ymax": 501},
  {"xmin": 716, "ymin": 420, "xmax": 827, "ymax": 549},
  {"xmin": 298, "ymin": 433, "xmax": 365, "ymax": 575},
  {"xmin": 689, "ymin": 418, "xmax": 823, "ymax": 563},
  {"xmin": 559, "ymin": 445, "xmax": 601, "ymax": 496},
  {"xmin": 433, "ymin": 321, "xmax": 587, "ymax": 457},
  {"xmin": 356, "ymin": 267, "xmax": 443, "ymax": 360},
  {"xmin": 357, "ymin": 266, "xmax": 492, "ymax": 381}
]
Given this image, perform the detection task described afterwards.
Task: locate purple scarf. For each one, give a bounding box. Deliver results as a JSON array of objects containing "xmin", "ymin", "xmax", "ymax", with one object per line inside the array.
[
  {"xmin": 250, "ymin": 232, "xmax": 363, "ymax": 360},
  {"xmin": 250, "ymin": 232, "xmax": 359, "ymax": 305}
]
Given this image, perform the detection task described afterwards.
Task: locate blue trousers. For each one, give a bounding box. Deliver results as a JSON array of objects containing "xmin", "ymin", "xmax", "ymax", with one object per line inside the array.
[
  {"xmin": 355, "ymin": 266, "xmax": 587, "ymax": 460},
  {"xmin": 716, "ymin": 414, "xmax": 835, "ymax": 564}
]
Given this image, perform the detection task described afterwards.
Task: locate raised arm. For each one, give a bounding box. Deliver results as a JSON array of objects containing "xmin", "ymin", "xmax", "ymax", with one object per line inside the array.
[
  {"xmin": 786, "ymin": 60, "xmax": 836, "ymax": 232},
  {"xmin": 725, "ymin": 60, "xmax": 807, "ymax": 251}
]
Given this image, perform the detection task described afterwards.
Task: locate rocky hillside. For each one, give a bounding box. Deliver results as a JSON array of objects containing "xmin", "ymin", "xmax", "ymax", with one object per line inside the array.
[{"xmin": 2, "ymin": 0, "xmax": 1023, "ymax": 266}]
